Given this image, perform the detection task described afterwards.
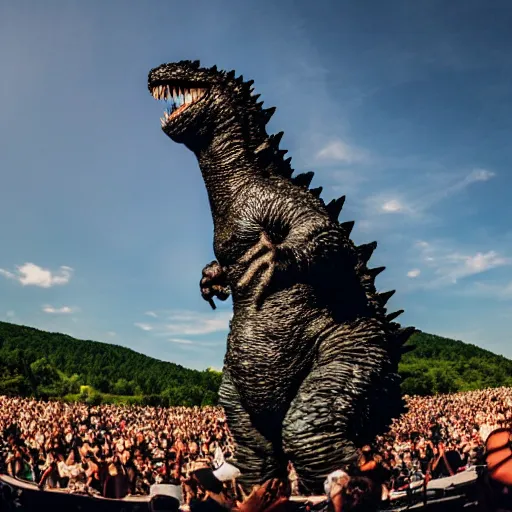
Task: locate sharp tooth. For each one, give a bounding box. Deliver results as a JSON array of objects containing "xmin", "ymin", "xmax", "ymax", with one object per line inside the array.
[
  {"xmin": 160, "ymin": 118, "xmax": 165, "ymax": 127},
  {"xmin": 159, "ymin": 86, "xmax": 164, "ymax": 99},
  {"xmin": 190, "ymin": 89, "xmax": 197, "ymax": 101}
]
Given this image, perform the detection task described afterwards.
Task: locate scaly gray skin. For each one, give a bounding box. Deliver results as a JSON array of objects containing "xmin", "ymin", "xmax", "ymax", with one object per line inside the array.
[{"xmin": 147, "ymin": 60, "xmax": 416, "ymax": 494}]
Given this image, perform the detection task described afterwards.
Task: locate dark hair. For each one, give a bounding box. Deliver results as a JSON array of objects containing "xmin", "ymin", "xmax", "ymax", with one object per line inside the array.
[
  {"xmin": 342, "ymin": 476, "xmax": 379, "ymax": 512},
  {"xmin": 150, "ymin": 496, "xmax": 180, "ymax": 512},
  {"xmin": 191, "ymin": 468, "xmax": 224, "ymax": 494}
]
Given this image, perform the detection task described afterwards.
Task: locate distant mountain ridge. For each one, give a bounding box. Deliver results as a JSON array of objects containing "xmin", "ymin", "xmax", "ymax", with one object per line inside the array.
[{"xmin": 0, "ymin": 321, "xmax": 510, "ymax": 401}]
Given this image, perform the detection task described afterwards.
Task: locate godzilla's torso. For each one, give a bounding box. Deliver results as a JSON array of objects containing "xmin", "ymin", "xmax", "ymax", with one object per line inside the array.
[{"xmin": 211, "ymin": 176, "xmax": 365, "ymax": 418}]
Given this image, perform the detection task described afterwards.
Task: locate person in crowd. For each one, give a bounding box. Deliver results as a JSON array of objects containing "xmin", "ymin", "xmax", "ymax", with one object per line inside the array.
[
  {"xmin": 354, "ymin": 445, "xmax": 391, "ymax": 501},
  {"xmin": 329, "ymin": 475, "xmax": 379, "ymax": 512}
]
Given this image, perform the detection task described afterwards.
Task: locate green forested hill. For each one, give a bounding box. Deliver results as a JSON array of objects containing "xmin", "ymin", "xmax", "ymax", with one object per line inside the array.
[
  {"xmin": 0, "ymin": 321, "xmax": 510, "ymax": 403},
  {"xmin": 400, "ymin": 331, "xmax": 512, "ymax": 395},
  {"xmin": 0, "ymin": 321, "xmax": 221, "ymax": 406}
]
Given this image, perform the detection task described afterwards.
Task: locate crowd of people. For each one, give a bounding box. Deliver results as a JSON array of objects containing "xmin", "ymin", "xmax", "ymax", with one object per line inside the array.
[
  {"xmin": 0, "ymin": 387, "xmax": 511, "ymax": 508},
  {"xmin": 366, "ymin": 387, "xmax": 512, "ymax": 493},
  {"xmin": 0, "ymin": 398, "xmax": 234, "ymax": 501}
]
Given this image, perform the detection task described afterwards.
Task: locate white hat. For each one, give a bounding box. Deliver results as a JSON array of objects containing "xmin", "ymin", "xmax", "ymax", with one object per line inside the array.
[
  {"xmin": 149, "ymin": 483, "xmax": 183, "ymax": 505},
  {"xmin": 213, "ymin": 462, "xmax": 241, "ymax": 482}
]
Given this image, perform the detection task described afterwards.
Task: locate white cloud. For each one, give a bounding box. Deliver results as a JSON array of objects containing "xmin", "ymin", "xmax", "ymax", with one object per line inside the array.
[
  {"xmin": 136, "ymin": 309, "xmax": 232, "ymax": 337},
  {"xmin": 42, "ymin": 305, "xmax": 75, "ymax": 314},
  {"xmin": 438, "ymin": 251, "xmax": 509, "ymax": 284},
  {"xmin": 316, "ymin": 139, "xmax": 367, "ymax": 164},
  {"xmin": 134, "ymin": 322, "xmax": 153, "ymax": 332},
  {"xmin": 413, "ymin": 240, "xmax": 510, "ymax": 287},
  {"xmin": 425, "ymin": 168, "xmax": 496, "ymax": 205},
  {"xmin": 461, "ymin": 252, "xmax": 507, "ymax": 274},
  {"xmin": 169, "ymin": 338, "xmax": 194, "ymax": 345},
  {"xmin": 145, "ymin": 311, "xmax": 158, "ymax": 318},
  {"xmin": 163, "ymin": 310, "xmax": 232, "ymax": 336},
  {"xmin": 460, "ymin": 168, "xmax": 495, "ymax": 186},
  {"xmin": 407, "ymin": 269, "xmax": 421, "ymax": 278},
  {"xmin": 364, "ymin": 194, "xmax": 415, "ymax": 218},
  {"xmin": 0, "ymin": 269, "xmax": 14, "ymax": 280},
  {"xmin": 6, "ymin": 310, "xmax": 15, "ymax": 318},
  {"xmin": 0, "ymin": 263, "xmax": 73, "ymax": 287},
  {"xmin": 365, "ymin": 168, "xmax": 496, "ymax": 220},
  {"xmin": 382, "ymin": 199, "xmax": 406, "ymax": 213},
  {"xmin": 107, "ymin": 331, "xmax": 117, "ymax": 337}
]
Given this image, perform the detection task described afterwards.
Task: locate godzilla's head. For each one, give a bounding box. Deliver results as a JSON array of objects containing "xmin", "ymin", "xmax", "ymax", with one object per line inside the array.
[{"xmin": 148, "ymin": 60, "xmax": 272, "ymax": 150}]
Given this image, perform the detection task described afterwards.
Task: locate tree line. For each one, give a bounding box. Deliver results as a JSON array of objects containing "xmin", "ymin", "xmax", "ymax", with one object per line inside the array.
[
  {"xmin": 1, "ymin": 321, "xmax": 511, "ymax": 404},
  {"xmin": 0, "ymin": 321, "xmax": 221, "ymax": 406}
]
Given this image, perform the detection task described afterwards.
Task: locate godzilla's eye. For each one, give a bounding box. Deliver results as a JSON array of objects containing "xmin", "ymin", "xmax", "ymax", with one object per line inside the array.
[{"xmin": 151, "ymin": 84, "xmax": 208, "ymax": 127}]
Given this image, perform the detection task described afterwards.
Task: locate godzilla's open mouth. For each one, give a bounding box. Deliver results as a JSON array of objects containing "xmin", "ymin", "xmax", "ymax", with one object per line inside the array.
[{"xmin": 151, "ymin": 84, "xmax": 208, "ymax": 127}]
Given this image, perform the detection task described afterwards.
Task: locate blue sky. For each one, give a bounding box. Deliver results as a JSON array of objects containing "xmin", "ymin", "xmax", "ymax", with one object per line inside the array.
[{"xmin": 1, "ymin": 0, "xmax": 511, "ymax": 370}]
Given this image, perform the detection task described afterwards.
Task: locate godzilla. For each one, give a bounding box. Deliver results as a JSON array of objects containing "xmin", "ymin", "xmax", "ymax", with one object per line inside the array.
[{"xmin": 147, "ymin": 60, "xmax": 416, "ymax": 494}]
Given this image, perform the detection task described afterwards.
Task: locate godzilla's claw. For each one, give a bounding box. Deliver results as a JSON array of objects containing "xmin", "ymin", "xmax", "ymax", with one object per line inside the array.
[
  {"xmin": 238, "ymin": 250, "xmax": 275, "ymax": 288},
  {"xmin": 237, "ymin": 233, "xmax": 276, "ymax": 307},
  {"xmin": 239, "ymin": 232, "xmax": 273, "ymax": 265},
  {"xmin": 200, "ymin": 261, "xmax": 231, "ymax": 310}
]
